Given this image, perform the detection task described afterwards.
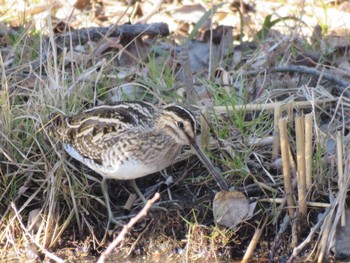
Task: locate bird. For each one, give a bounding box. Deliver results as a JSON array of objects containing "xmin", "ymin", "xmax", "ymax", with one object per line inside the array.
[{"xmin": 47, "ymin": 101, "xmax": 229, "ymax": 227}]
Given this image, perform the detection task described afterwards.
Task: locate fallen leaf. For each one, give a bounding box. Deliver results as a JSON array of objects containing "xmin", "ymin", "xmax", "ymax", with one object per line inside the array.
[{"xmin": 213, "ymin": 191, "xmax": 249, "ymax": 229}]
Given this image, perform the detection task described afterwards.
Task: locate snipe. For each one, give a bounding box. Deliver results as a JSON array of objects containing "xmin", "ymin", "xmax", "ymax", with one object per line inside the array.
[{"xmin": 47, "ymin": 101, "xmax": 228, "ymax": 227}]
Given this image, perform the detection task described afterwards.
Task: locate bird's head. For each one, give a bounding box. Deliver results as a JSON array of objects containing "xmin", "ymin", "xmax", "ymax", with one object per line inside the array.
[
  {"xmin": 156, "ymin": 105, "xmax": 197, "ymax": 145},
  {"xmin": 46, "ymin": 112, "xmax": 68, "ymax": 141},
  {"xmin": 157, "ymin": 104, "xmax": 229, "ymax": 191}
]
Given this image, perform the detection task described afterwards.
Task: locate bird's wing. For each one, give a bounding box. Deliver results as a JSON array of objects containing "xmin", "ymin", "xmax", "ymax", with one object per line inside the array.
[
  {"xmin": 64, "ymin": 106, "xmax": 151, "ymax": 164},
  {"xmin": 48, "ymin": 102, "xmax": 158, "ymax": 166}
]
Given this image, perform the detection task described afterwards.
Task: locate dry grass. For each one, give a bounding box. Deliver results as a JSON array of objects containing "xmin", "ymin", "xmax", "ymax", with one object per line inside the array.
[{"xmin": 1, "ymin": 0, "xmax": 350, "ymax": 262}]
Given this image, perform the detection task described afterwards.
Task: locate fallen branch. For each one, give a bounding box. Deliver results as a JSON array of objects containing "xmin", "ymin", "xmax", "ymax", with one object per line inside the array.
[
  {"xmin": 54, "ymin": 23, "xmax": 170, "ymax": 50},
  {"xmin": 97, "ymin": 193, "xmax": 160, "ymax": 263}
]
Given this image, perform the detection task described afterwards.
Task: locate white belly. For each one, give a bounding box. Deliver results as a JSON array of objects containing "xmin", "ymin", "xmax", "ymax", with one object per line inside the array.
[
  {"xmin": 64, "ymin": 143, "xmax": 163, "ymax": 180},
  {"xmin": 97, "ymin": 161, "xmax": 159, "ymax": 180}
]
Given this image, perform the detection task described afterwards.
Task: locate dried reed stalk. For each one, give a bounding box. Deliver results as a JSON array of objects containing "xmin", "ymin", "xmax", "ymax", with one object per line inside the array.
[
  {"xmin": 317, "ymin": 134, "xmax": 349, "ymax": 262},
  {"xmin": 272, "ymin": 105, "xmax": 282, "ymax": 160},
  {"xmin": 213, "ymin": 99, "xmax": 336, "ymax": 113},
  {"xmin": 336, "ymin": 131, "xmax": 346, "ymax": 227},
  {"xmin": 295, "ymin": 116, "xmax": 307, "ymax": 219},
  {"xmin": 260, "ymin": 198, "xmax": 330, "ymax": 208},
  {"xmin": 304, "ymin": 113, "xmax": 313, "ymax": 189},
  {"xmin": 241, "ymin": 216, "xmax": 268, "ymax": 263},
  {"xmin": 279, "ymin": 118, "xmax": 295, "ymax": 218}
]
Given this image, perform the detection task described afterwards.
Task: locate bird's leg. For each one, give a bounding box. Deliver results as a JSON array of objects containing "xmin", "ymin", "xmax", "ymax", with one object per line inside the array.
[
  {"xmin": 129, "ymin": 179, "xmax": 148, "ymax": 204},
  {"xmin": 129, "ymin": 179, "xmax": 168, "ymax": 212},
  {"xmin": 101, "ymin": 178, "xmax": 123, "ymax": 228}
]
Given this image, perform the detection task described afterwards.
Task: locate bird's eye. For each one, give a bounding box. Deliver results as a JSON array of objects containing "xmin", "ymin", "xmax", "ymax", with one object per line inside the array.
[{"xmin": 176, "ymin": 121, "xmax": 184, "ymax": 129}]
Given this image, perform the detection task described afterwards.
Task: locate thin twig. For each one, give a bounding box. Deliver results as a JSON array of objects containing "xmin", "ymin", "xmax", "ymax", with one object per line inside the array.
[
  {"xmin": 126, "ymin": 218, "xmax": 154, "ymax": 257},
  {"xmin": 97, "ymin": 193, "xmax": 160, "ymax": 263}
]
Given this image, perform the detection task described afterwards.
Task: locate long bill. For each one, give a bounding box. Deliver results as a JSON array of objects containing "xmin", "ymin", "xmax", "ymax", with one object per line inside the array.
[{"xmin": 190, "ymin": 140, "xmax": 229, "ymax": 191}]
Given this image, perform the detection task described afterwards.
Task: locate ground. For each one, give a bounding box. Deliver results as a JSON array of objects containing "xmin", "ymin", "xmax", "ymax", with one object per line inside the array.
[{"xmin": 1, "ymin": 0, "xmax": 350, "ymax": 262}]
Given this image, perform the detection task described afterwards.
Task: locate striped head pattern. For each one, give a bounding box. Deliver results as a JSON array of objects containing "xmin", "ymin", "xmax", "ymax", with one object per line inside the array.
[{"xmin": 156, "ymin": 105, "xmax": 197, "ymax": 145}]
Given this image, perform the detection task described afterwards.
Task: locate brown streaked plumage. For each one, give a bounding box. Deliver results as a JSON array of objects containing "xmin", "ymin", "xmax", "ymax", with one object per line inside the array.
[{"xmin": 48, "ymin": 101, "xmax": 228, "ymax": 226}]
